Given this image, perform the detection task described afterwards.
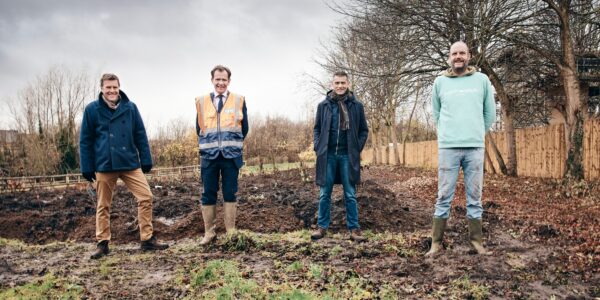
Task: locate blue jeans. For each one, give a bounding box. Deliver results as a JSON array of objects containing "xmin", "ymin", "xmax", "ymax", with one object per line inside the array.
[
  {"xmin": 434, "ymin": 148, "xmax": 484, "ymax": 220},
  {"xmin": 317, "ymin": 153, "xmax": 360, "ymax": 230}
]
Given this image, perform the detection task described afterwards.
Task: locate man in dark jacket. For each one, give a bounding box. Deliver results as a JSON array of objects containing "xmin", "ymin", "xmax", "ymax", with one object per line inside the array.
[
  {"xmin": 80, "ymin": 73, "xmax": 168, "ymax": 259},
  {"xmin": 311, "ymin": 71, "xmax": 369, "ymax": 242}
]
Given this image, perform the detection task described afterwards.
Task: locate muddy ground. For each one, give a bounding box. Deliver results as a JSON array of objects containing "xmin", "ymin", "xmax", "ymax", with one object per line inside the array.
[{"xmin": 0, "ymin": 166, "xmax": 599, "ymax": 299}]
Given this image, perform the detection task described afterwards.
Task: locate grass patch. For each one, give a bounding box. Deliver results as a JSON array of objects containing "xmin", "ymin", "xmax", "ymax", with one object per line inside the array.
[
  {"xmin": 98, "ymin": 257, "xmax": 120, "ymax": 277},
  {"xmin": 329, "ymin": 245, "xmax": 344, "ymax": 257},
  {"xmin": 187, "ymin": 259, "xmax": 311, "ymax": 299},
  {"xmin": 285, "ymin": 261, "xmax": 304, "ymax": 273},
  {"xmin": 0, "ymin": 238, "xmax": 28, "ymax": 250},
  {"xmin": 0, "ymin": 274, "xmax": 83, "ymax": 300},
  {"xmin": 440, "ymin": 276, "xmax": 489, "ymax": 300},
  {"xmin": 241, "ymin": 162, "xmax": 302, "ymax": 175},
  {"xmin": 307, "ymin": 263, "xmax": 323, "ymax": 280},
  {"xmin": 218, "ymin": 230, "xmax": 263, "ymax": 252}
]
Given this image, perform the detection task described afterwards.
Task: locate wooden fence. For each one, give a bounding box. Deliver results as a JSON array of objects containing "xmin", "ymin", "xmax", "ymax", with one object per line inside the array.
[
  {"xmin": 584, "ymin": 119, "xmax": 600, "ymax": 180},
  {"xmin": 0, "ymin": 166, "xmax": 200, "ymax": 193},
  {"xmin": 362, "ymin": 120, "xmax": 600, "ymax": 180}
]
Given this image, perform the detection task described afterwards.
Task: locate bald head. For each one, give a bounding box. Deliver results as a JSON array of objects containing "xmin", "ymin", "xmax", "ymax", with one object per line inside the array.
[{"xmin": 447, "ymin": 41, "xmax": 471, "ymax": 75}]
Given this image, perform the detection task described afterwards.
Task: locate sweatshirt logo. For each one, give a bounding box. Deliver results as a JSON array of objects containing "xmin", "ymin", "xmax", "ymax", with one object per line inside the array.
[{"xmin": 443, "ymin": 88, "xmax": 479, "ymax": 97}]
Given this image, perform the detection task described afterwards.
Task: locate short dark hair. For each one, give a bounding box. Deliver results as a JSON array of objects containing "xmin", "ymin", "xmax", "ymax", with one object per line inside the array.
[
  {"xmin": 333, "ymin": 71, "xmax": 348, "ymax": 79},
  {"xmin": 100, "ymin": 73, "xmax": 120, "ymax": 87},
  {"xmin": 211, "ymin": 65, "xmax": 231, "ymax": 79}
]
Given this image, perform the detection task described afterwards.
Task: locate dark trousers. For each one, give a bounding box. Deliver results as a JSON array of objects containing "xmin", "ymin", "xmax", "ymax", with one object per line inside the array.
[{"xmin": 201, "ymin": 154, "xmax": 240, "ymax": 205}]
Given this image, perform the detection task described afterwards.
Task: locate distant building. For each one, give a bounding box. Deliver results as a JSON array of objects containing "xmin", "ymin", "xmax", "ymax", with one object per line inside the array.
[{"xmin": 547, "ymin": 53, "xmax": 600, "ymax": 124}]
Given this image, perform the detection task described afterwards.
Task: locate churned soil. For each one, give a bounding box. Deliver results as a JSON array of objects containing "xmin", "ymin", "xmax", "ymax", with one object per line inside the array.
[{"xmin": 1, "ymin": 166, "xmax": 598, "ymax": 298}]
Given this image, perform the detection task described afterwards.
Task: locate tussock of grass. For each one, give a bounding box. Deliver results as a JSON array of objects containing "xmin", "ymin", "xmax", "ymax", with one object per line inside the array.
[{"xmin": 218, "ymin": 230, "xmax": 263, "ymax": 252}]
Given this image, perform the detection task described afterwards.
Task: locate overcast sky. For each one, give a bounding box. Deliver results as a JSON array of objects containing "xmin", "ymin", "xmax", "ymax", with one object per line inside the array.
[{"xmin": 0, "ymin": 0, "xmax": 344, "ymax": 134}]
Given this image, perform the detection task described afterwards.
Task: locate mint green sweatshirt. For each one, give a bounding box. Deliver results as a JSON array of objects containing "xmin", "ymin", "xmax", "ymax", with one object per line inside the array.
[{"xmin": 432, "ymin": 71, "xmax": 496, "ymax": 148}]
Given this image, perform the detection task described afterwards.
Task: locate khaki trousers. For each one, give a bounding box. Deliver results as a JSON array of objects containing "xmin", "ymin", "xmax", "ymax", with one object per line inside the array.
[{"xmin": 95, "ymin": 169, "xmax": 153, "ymax": 241}]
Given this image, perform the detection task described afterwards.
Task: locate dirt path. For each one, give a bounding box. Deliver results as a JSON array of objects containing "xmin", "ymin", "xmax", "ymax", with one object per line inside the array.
[{"xmin": 1, "ymin": 166, "xmax": 598, "ymax": 298}]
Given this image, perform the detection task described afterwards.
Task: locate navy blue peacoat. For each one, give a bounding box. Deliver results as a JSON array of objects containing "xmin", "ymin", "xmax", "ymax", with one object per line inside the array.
[
  {"xmin": 313, "ymin": 91, "xmax": 369, "ymax": 186},
  {"xmin": 79, "ymin": 91, "xmax": 152, "ymax": 173}
]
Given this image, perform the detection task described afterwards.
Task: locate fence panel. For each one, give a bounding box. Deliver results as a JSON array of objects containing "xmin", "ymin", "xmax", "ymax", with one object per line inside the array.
[{"xmin": 364, "ymin": 121, "xmax": 599, "ymax": 181}]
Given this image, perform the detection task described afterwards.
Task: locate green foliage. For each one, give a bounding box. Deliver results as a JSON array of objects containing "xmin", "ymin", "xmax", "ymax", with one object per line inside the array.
[
  {"xmin": 57, "ymin": 126, "xmax": 78, "ymax": 173},
  {"xmin": 0, "ymin": 274, "xmax": 83, "ymax": 300}
]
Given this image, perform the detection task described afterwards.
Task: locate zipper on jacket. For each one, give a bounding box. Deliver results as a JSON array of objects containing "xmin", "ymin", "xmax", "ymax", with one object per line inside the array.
[
  {"xmin": 217, "ymin": 99, "xmax": 222, "ymax": 149},
  {"xmin": 335, "ymin": 109, "xmax": 340, "ymax": 155}
]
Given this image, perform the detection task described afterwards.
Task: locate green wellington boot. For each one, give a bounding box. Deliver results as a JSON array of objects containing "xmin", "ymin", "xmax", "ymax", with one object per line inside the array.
[
  {"xmin": 468, "ymin": 218, "xmax": 492, "ymax": 255},
  {"xmin": 425, "ymin": 217, "xmax": 447, "ymax": 256}
]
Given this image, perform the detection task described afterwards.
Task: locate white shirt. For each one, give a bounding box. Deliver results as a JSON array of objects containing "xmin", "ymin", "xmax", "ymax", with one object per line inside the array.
[{"xmin": 213, "ymin": 91, "xmax": 229, "ymax": 109}]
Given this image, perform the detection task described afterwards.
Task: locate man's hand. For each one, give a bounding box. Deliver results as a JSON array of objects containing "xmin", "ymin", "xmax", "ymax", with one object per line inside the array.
[
  {"xmin": 141, "ymin": 165, "xmax": 153, "ymax": 173},
  {"xmin": 82, "ymin": 172, "xmax": 96, "ymax": 182}
]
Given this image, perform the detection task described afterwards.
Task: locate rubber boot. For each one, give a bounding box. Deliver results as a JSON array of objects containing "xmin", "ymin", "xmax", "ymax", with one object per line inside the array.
[
  {"xmin": 200, "ymin": 205, "xmax": 217, "ymax": 245},
  {"xmin": 90, "ymin": 240, "xmax": 109, "ymax": 259},
  {"xmin": 425, "ymin": 218, "xmax": 447, "ymax": 256},
  {"xmin": 224, "ymin": 202, "xmax": 237, "ymax": 233},
  {"xmin": 468, "ymin": 218, "xmax": 492, "ymax": 255}
]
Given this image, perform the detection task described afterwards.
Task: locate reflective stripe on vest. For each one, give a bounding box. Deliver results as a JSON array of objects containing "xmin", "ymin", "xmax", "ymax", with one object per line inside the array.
[{"xmin": 195, "ymin": 93, "xmax": 244, "ymax": 160}]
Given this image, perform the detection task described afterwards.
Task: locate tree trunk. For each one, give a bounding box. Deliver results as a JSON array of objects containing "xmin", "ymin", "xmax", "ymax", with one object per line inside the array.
[
  {"xmin": 480, "ymin": 62, "xmax": 515, "ymax": 176},
  {"xmin": 389, "ymin": 121, "xmax": 400, "ymax": 165},
  {"xmin": 371, "ymin": 128, "xmax": 379, "ymax": 165},
  {"xmin": 561, "ymin": 66, "xmax": 584, "ymax": 179},
  {"xmin": 484, "ymin": 143, "xmax": 497, "ymax": 174},
  {"xmin": 486, "ymin": 133, "xmax": 508, "ymax": 174},
  {"xmin": 384, "ymin": 124, "xmax": 390, "ymax": 165},
  {"xmin": 402, "ymin": 85, "xmax": 420, "ymax": 166},
  {"xmin": 557, "ymin": 2, "xmax": 584, "ymax": 179}
]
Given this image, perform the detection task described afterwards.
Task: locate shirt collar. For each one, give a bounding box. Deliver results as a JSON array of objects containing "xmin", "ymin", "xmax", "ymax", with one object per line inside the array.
[{"xmin": 213, "ymin": 91, "xmax": 229, "ymax": 99}]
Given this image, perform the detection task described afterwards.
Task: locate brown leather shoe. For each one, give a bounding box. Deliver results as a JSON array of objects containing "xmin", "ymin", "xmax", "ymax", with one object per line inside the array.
[
  {"xmin": 311, "ymin": 228, "xmax": 326, "ymax": 240},
  {"xmin": 141, "ymin": 235, "xmax": 169, "ymax": 251},
  {"xmin": 350, "ymin": 229, "xmax": 366, "ymax": 242},
  {"xmin": 90, "ymin": 240, "xmax": 109, "ymax": 259}
]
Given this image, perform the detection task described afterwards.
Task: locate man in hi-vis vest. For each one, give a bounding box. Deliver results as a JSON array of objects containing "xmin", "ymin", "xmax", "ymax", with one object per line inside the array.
[{"xmin": 195, "ymin": 65, "xmax": 249, "ymax": 245}]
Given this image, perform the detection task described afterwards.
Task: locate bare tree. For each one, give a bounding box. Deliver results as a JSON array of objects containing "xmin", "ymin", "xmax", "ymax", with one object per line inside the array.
[{"xmin": 7, "ymin": 66, "xmax": 94, "ymax": 175}]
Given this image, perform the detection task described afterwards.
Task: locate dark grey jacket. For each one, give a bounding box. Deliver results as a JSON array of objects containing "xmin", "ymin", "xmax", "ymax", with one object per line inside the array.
[{"xmin": 313, "ymin": 91, "xmax": 369, "ymax": 186}]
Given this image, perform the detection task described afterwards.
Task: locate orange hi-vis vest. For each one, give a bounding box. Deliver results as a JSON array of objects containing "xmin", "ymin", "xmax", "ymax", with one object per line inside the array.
[{"xmin": 195, "ymin": 93, "xmax": 245, "ymax": 160}]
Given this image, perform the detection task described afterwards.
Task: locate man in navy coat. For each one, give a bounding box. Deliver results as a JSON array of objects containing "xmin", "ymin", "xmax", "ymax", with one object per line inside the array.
[
  {"xmin": 311, "ymin": 71, "xmax": 369, "ymax": 242},
  {"xmin": 80, "ymin": 73, "xmax": 168, "ymax": 259}
]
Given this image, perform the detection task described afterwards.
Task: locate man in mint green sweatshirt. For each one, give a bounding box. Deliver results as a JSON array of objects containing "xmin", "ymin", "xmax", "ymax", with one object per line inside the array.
[{"xmin": 426, "ymin": 41, "xmax": 496, "ymax": 256}]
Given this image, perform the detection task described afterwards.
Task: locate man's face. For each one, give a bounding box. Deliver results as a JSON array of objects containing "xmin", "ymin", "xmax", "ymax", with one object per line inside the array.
[
  {"xmin": 448, "ymin": 43, "xmax": 470, "ymax": 74},
  {"xmin": 212, "ymin": 70, "xmax": 230, "ymax": 95},
  {"xmin": 332, "ymin": 75, "xmax": 349, "ymax": 95},
  {"xmin": 101, "ymin": 80, "xmax": 120, "ymax": 102}
]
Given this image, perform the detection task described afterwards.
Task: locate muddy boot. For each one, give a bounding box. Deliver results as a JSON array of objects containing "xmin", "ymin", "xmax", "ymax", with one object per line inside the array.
[
  {"xmin": 425, "ymin": 217, "xmax": 447, "ymax": 256},
  {"xmin": 468, "ymin": 218, "xmax": 492, "ymax": 255},
  {"xmin": 141, "ymin": 235, "xmax": 169, "ymax": 251},
  {"xmin": 350, "ymin": 229, "xmax": 367, "ymax": 242},
  {"xmin": 310, "ymin": 227, "xmax": 326, "ymax": 241},
  {"xmin": 200, "ymin": 205, "xmax": 217, "ymax": 245},
  {"xmin": 224, "ymin": 202, "xmax": 237, "ymax": 233},
  {"xmin": 90, "ymin": 240, "xmax": 110, "ymax": 259}
]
